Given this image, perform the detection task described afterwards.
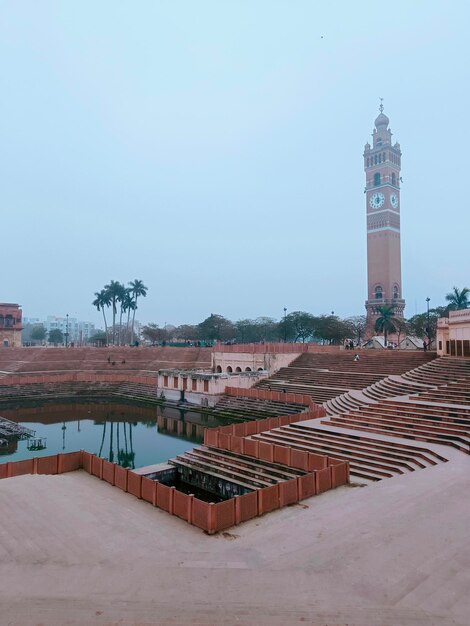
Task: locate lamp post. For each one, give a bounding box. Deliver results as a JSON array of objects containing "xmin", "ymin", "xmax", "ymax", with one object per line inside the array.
[
  {"xmin": 283, "ymin": 308, "xmax": 287, "ymax": 342},
  {"xmin": 65, "ymin": 313, "xmax": 69, "ymax": 348},
  {"xmin": 426, "ymin": 297, "xmax": 431, "ymax": 349}
]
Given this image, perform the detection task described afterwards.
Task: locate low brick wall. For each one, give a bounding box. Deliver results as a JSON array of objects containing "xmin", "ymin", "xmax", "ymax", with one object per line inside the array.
[
  {"xmin": 79, "ymin": 449, "xmax": 347, "ymax": 534},
  {"xmin": 223, "ymin": 386, "xmax": 322, "ymax": 409},
  {"xmin": 212, "ymin": 343, "xmax": 341, "ymax": 355},
  {"xmin": 203, "ymin": 410, "xmax": 326, "ymax": 447},
  {"xmin": 212, "ymin": 343, "xmax": 308, "ymax": 354},
  {"xmin": 0, "ymin": 451, "xmax": 82, "ymax": 479},
  {"xmin": 0, "ymin": 444, "xmax": 348, "ymax": 534}
]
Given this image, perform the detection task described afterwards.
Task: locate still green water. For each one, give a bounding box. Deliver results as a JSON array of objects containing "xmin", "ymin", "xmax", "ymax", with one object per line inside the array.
[{"xmin": 0, "ymin": 401, "xmax": 229, "ymax": 469}]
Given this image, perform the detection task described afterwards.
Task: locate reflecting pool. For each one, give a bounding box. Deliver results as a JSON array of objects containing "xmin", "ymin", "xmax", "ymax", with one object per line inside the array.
[{"xmin": 0, "ymin": 401, "xmax": 230, "ymax": 469}]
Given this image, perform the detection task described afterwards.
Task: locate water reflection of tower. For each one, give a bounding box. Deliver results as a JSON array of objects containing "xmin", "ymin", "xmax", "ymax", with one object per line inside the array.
[{"xmin": 61, "ymin": 421, "xmax": 67, "ymax": 450}]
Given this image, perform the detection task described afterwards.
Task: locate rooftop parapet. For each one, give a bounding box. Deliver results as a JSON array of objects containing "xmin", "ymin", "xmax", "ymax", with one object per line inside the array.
[{"xmin": 212, "ymin": 342, "xmax": 307, "ymax": 355}]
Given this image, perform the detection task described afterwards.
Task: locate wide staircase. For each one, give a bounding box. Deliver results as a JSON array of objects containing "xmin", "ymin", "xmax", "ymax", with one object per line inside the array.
[
  {"xmin": 324, "ymin": 357, "xmax": 470, "ymax": 415},
  {"xmin": 0, "ymin": 380, "xmax": 160, "ymax": 405},
  {"xmin": 0, "ymin": 346, "xmax": 211, "ymax": 376},
  {"xmin": 250, "ymin": 354, "xmax": 470, "ymax": 481},
  {"xmin": 419, "ymin": 381, "xmax": 470, "ymax": 405},
  {"xmin": 209, "ymin": 395, "xmax": 308, "ymax": 422},
  {"xmin": 169, "ymin": 446, "xmax": 305, "ymax": 494},
  {"xmin": 249, "ymin": 422, "xmax": 446, "ymax": 481},
  {"xmin": 0, "ymin": 381, "xmax": 121, "ymax": 403},
  {"xmin": 324, "ymin": 395, "xmax": 470, "ymax": 455},
  {"xmin": 256, "ymin": 351, "xmax": 435, "ymax": 404}
]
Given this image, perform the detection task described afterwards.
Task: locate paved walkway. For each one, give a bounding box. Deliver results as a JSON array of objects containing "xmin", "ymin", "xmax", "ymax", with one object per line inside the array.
[{"xmin": 1, "ymin": 460, "xmax": 470, "ymax": 626}]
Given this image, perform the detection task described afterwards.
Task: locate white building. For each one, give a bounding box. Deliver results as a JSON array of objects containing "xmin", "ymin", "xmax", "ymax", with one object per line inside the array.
[
  {"xmin": 436, "ymin": 310, "xmax": 470, "ymax": 357},
  {"xmin": 24, "ymin": 316, "xmax": 96, "ymax": 344}
]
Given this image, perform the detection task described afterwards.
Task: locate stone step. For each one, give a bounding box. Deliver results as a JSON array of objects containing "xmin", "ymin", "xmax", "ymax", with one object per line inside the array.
[{"xmin": 326, "ymin": 416, "xmax": 470, "ymax": 453}]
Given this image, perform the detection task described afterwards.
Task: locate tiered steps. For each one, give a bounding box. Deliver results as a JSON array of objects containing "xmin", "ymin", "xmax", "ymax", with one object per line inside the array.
[
  {"xmin": 169, "ymin": 445, "xmax": 304, "ymax": 493},
  {"xmin": 257, "ymin": 351, "xmax": 435, "ymax": 404},
  {"xmin": 418, "ymin": 381, "xmax": 470, "ymax": 405},
  {"xmin": 109, "ymin": 382, "xmax": 159, "ymax": 403},
  {"xmin": 248, "ymin": 423, "xmax": 445, "ymax": 482},
  {"xmin": 0, "ymin": 346, "xmax": 211, "ymax": 376},
  {"xmin": 250, "ymin": 354, "xmax": 470, "ymax": 481},
  {"xmin": 324, "ymin": 397, "xmax": 470, "ymax": 454},
  {"xmin": 324, "ymin": 357, "xmax": 470, "ymax": 416},
  {"xmin": 209, "ymin": 395, "xmax": 307, "ymax": 422},
  {"xmin": 0, "ymin": 380, "xmax": 160, "ymax": 404},
  {"xmin": 402, "ymin": 356, "xmax": 470, "ymax": 385}
]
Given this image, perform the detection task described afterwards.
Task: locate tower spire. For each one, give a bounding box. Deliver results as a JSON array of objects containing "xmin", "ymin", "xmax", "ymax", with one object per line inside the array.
[{"xmin": 364, "ymin": 107, "xmax": 405, "ymax": 338}]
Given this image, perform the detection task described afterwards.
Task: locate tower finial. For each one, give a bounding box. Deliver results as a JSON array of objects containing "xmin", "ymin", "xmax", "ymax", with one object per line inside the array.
[{"xmin": 379, "ymin": 97, "xmax": 384, "ymax": 114}]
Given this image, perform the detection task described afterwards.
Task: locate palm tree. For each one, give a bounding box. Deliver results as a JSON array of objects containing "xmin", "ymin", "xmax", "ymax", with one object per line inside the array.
[
  {"xmin": 117, "ymin": 288, "xmax": 131, "ymax": 346},
  {"xmin": 125, "ymin": 298, "xmax": 137, "ymax": 343},
  {"xmin": 104, "ymin": 281, "xmax": 126, "ymax": 345},
  {"xmin": 129, "ymin": 279, "xmax": 148, "ymax": 344},
  {"xmin": 445, "ymin": 286, "xmax": 470, "ymax": 311},
  {"xmin": 92, "ymin": 290, "xmax": 111, "ymax": 344},
  {"xmin": 374, "ymin": 305, "xmax": 398, "ymax": 347},
  {"xmin": 121, "ymin": 289, "xmax": 135, "ymax": 345}
]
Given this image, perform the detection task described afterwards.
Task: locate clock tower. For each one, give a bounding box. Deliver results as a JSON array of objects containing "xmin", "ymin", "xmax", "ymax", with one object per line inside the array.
[{"xmin": 364, "ymin": 104, "xmax": 405, "ymax": 334}]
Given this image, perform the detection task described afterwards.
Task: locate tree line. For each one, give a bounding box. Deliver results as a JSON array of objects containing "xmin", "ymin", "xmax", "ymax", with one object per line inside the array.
[
  {"xmin": 378, "ymin": 286, "xmax": 470, "ymax": 346},
  {"xmin": 92, "ymin": 279, "xmax": 148, "ymax": 345},
  {"xmin": 21, "ymin": 285, "xmax": 469, "ymax": 347},
  {"xmin": 141, "ymin": 286, "xmax": 469, "ymax": 347},
  {"xmin": 142, "ymin": 312, "xmax": 368, "ymax": 346}
]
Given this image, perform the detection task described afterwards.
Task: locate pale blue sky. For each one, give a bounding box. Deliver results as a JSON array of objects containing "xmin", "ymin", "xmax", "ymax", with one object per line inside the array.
[{"xmin": 1, "ymin": 1, "xmax": 468, "ymax": 326}]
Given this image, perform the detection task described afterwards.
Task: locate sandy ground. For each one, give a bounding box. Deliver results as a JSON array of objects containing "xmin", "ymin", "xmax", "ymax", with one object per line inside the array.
[{"xmin": 1, "ymin": 451, "xmax": 470, "ymax": 626}]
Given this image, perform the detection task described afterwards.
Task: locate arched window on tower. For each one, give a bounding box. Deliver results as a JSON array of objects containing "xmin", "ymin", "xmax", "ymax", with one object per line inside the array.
[
  {"xmin": 378, "ymin": 154, "xmax": 382, "ymax": 164},
  {"xmin": 374, "ymin": 173, "xmax": 381, "ymax": 186},
  {"xmin": 391, "ymin": 172, "xmax": 396, "ymax": 186},
  {"xmin": 375, "ymin": 286, "xmax": 383, "ymax": 300},
  {"xmin": 374, "ymin": 155, "xmax": 378, "ymax": 165},
  {"xmin": 367, "ymin": 158, "xmax": 370, "ymax": 167},
  {"xmin": 393, "ymin": 285, "xmax": 399, "ymax": 300}
]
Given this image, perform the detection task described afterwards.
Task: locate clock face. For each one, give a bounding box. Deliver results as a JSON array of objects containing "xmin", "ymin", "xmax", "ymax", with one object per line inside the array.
[
  {"xmin": 390, "ymin": 193, "xmax": 399, "ymax": 209},
  {"xmin": 369, "ymin": 192, "xmax": 385, "ymax": 209}
]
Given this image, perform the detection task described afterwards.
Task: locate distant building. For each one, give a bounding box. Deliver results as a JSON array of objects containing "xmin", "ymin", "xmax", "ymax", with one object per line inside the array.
[
  {"xmin": 0, "ymin": 303, "xmax": 23, "ymax": 347},
  {"xmin": 23, "ymin": 317, "xmax": 41, "ymax": 325},
  {"xmin": 23, "ymin": 315, "xmax": 97, "ymax": 345},
  {"xmin": 43, "ymin": 316, "xmax": 96, "ymax": 344},
  {"xmin": 364, "ymin": 105, "xmax": 405, "ymax": 336},
  {"xmin": 436, "ymin": 310, "xmax": 470, "ymax": 356}
]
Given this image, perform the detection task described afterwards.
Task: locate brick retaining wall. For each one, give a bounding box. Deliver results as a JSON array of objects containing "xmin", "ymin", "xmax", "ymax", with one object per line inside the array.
[
  {"xmin": 0, "ymin": 373, "xmax": 157, "ymax": 387},
  {"xmin": 0, "ymin": 443, "xmax": 348, "ymax": 534}
]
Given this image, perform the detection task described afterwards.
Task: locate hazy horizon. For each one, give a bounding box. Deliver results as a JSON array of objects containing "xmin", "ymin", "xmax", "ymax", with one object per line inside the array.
[{"xmin": 2, "ymin": 1, "xmax": 469, "ymax": 327}]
